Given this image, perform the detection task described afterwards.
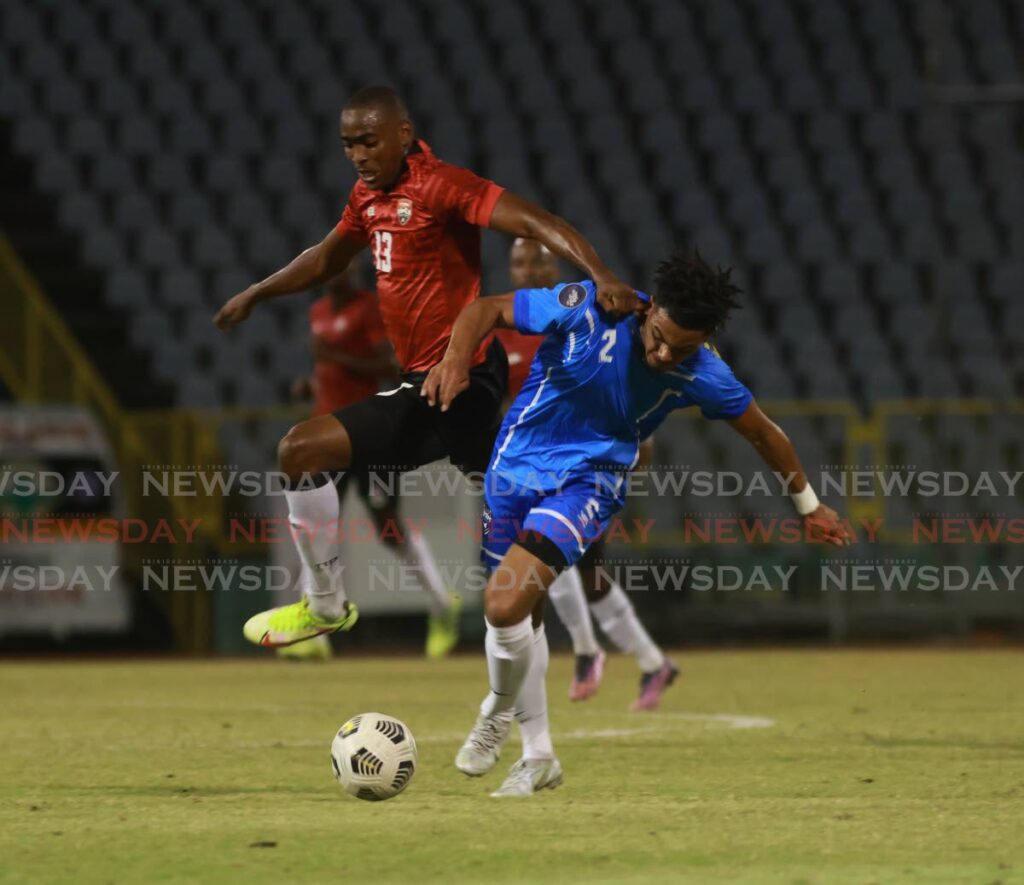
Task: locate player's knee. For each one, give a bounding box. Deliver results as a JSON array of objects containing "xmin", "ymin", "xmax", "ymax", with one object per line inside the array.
[
  {"xmin": 278, "ymin": 423, "xmax": 328, "ymax": 479},
  {"xmin": 483, "ymin": 590, "xmax": 520, "ymax": 628}
]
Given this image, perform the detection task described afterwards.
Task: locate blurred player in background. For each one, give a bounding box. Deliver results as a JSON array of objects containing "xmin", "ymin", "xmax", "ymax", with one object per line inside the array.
[
  {"xmin": 213, "ymin": 86, "xmax": 636, "ymax": 648},
  {"xmin": 494, "ymin": 238, "xmax": 549, "ymax": 403},
  {"xmin": 284, "ymin": 269, "xmax": 461, "ymax": 661},
  {"xmin": 502, "ymin": 239, "xmax": 674, "ymax": 710},
  {"xmin": 424, "ymin": 253, "xmax": 850, "ymax": 795}
]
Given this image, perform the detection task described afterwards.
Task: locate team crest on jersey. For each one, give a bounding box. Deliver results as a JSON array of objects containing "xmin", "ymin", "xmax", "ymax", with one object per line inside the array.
[
  {"xmin": 367, "ymin": 205, "xmax": 376, "ymax": 217},
  {"xmin": 396, "ymin": 199, "xmax": 413, "ymax": 225},
  {"xmin": 558, "ymin": 283, "xmax": 586, "ymax": 308}
]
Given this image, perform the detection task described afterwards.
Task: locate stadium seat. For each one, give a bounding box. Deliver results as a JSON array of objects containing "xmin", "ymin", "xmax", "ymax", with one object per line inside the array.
[{"xmin": 0, "ymin": 0, "xmax": 1016, "ymax": 446}]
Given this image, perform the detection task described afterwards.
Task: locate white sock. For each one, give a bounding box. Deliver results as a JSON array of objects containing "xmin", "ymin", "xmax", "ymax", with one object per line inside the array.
[
  {"xmin": 590, "ymin": 581, "xmax": 665, "ymax": 673},
  {"xmin": 479, "ymin": 617, "xmax": 533, "ymax": 719},
  {"xmin": 285, "ymin": 482, "xmax": 347, "ymax": 619},
  {"xmin": 515, "ymin": 624, "xmax": 553, "ymax": 760},
  {"xmin": 401, "ymin": 531, "xmax": 451, "ymax": 615},
  {"xmin": 547, "ymin": 567, "xmax": 600, "ymax": 656}
]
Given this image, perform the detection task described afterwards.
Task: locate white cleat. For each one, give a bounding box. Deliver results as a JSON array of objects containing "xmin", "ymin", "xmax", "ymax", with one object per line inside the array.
[
  {"xmin": 490, "ymin": 757, "xmax": 564, "ymax": 797},
  {"xmin": 454, "ymin": 713, "xmax": 512, "ymax": 777}
]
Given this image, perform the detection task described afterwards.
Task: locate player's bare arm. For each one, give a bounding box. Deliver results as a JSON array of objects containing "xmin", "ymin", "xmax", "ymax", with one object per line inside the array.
[
  {"xmin": 212, "ymin": 229, "xmax": 364, "ymax": 330},
  {"xmin": 488, "ymin": 192, "xmax": 637, "ymax": 315},
  {"xmin": 727, "ymin": 401, "xmax": 851, "ymax": 547},
  {"xmin": 421, "ymin": 294, "xmax": 516, "ymax": 411}
]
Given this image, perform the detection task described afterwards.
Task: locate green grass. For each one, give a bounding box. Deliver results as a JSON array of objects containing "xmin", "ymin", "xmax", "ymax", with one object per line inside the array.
[{"xmin": 2, "ymin": 650, "xmax": 1023, "ymax": 884}]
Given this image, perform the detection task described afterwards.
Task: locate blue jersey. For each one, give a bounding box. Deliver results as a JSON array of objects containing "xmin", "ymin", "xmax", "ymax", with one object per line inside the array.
[{"xmin": 487, "ymin": 280, "xmax": 752, "ymax": 491}]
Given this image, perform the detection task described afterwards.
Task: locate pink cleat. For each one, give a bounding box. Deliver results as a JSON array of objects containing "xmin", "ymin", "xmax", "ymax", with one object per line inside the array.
[
  {"xmin": 569, "ymin": 650, "xmax": 606, "ymax": 701},
  {"xmin": 631, "ymin": 659, "xmax": 679, "ymax": 711}
]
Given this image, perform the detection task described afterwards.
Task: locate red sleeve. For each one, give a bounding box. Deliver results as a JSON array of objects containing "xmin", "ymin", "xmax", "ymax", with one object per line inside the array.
[
  {"xmin": 334, "ymin": 187, "xmax": 369, "ymax": 244},
  {"xmin": 427, "ymin": 163, "xmax": 505, "ymax": 227}
]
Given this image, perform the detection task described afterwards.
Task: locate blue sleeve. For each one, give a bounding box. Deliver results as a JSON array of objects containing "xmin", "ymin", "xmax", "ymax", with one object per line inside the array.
[
  {"xmin": 512, "ymin": 280, "xmax": 596, "ymax": 338},
  {"xmin": 692, "ymin": 350, "xmax": 753, "ymax": 420}
]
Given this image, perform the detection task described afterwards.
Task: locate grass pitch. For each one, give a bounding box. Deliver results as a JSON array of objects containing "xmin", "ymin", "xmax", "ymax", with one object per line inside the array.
[{"xmin": 2, "ymin": 649, "xmax": 1023, "ymax": 884}]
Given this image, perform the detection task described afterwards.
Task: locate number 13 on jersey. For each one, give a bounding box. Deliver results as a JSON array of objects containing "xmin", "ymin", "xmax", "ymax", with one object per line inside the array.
[{"xmin": 373, "ymin": 230, "xmax": 392, "ymax": 273}]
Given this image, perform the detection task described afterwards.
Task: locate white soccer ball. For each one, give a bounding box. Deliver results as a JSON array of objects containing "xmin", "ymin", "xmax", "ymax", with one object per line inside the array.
[{"xmin": 331, "ymin": 712, "xmax": 418, "ymax": 801}]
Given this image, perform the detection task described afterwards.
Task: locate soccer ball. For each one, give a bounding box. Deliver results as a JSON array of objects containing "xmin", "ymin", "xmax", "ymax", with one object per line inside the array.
[{"xmin": 331, "ymin": 712, "xmax": 418, "ymax": 801}]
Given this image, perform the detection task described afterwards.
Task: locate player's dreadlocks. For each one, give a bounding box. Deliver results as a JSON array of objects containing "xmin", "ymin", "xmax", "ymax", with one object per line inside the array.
[
  {"xmin": 653, "ymin": 252, "xmax": 742, "ymax": 335},
  {"xmin": 344, "ymin": 85, "xmax": 411, "ymax": 122}
]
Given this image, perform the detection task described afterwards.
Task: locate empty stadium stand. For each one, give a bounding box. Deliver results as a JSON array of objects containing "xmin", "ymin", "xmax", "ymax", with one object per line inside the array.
[{"xmin": 1, "ymin": 0, "xmax": 1021, "ymax": 469}]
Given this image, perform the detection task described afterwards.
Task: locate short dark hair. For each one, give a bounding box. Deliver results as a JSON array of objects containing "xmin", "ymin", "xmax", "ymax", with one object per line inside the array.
[
  {"xmin": 653, "ymin": 252, "xmax": 741, "ymax": 335},
  {"xmin": 343, "ymin": 85, "xmax": 410, "ymax": 121}
]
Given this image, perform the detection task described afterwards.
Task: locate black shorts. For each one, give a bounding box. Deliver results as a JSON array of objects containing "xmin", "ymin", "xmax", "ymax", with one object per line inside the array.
[{"xmin": 334, "ymin": 338, "xmax": 508, "ymax": 476}]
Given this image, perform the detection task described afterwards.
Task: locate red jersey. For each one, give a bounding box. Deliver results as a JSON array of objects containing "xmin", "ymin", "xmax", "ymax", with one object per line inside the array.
[
  {"xmin": 334, "ymin": 140, "xmax": 504, "ymax": 373},
  {"xmin": 310, "ymin": 290, "xmax": 389, "ymax": 414},
  {"xmin": 494, "ymin": 328, "xmax": 542, "ymax": 400}
]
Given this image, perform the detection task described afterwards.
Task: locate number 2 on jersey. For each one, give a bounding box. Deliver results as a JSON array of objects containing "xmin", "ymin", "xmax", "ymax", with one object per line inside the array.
[
  {"xmin": 599, "ymin": 329, "xmax": 616, "ymax": 363},
  {"xmin": 373, "ymin": 230, "xmax": 392, "ymax": 273}
]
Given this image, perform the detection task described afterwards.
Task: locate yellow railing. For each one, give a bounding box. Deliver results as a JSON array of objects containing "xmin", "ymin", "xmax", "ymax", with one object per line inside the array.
[{"xmin": 0, "ymin": 237, "xmax": 224, "ymax": 650}]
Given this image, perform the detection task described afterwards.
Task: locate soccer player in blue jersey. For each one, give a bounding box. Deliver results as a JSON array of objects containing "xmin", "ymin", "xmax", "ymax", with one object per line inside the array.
[{"xmin": 422, "ymin": 253, "xmax": 851, "ymax": 796}]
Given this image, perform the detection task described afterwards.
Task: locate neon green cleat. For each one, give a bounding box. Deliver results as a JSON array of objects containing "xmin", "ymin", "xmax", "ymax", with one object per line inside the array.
[
  {"xmin": 425, "ymin": 593, "xmax": 462, "ymax": 659},
  {"xmin": 243, "ymin": 598, "xmax": 358, "ymax": 648},
  {"xmin": 276, "ymin": 633, "xmax": 333, "ymax": 661}
]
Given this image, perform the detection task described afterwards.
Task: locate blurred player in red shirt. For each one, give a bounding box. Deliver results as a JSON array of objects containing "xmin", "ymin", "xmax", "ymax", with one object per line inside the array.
[
  {"xmin": 494, "ymin": 238, "xmax": 557, "ymax": 404},
  {"xmin": 214, "ymin": 86, "xmax": 637, "ymax": 649},
  {"xmin": 301, "ymin": 269, "xmax": 396, "ymax": 414},
  {"xmin": 498, "ymin": 240, "xmax": 674, "ymax": 710},
  {"xmin": 287, "ymin": 271, "xmax": 458, "ymax": 659}
]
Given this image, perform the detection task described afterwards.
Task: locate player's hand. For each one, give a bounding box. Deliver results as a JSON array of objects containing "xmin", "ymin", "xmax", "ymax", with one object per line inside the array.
[
  {"xmin": 213, "ymin": 289, "xmax": 257, "ymax": 330},
  {"xmin": 421, "ymin": 357, "xmax": 470, "ymax": 412},
  {"xmin": 594, "ymin": 276, "xmax": 640, "ymax": 317},
  {"xmin": 803, "ymin": 504, "xmax": 853, "ymax": 547}
]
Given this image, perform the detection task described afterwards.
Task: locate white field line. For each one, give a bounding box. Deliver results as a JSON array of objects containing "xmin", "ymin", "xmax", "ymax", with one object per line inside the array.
[{"xmin": 232, "ymin": 714, "xmax": 775, "ymax": 750}]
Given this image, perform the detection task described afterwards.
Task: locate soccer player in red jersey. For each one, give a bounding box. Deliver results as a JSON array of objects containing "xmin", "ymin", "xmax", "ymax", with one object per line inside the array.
[
  {"xmin": 213, "ymin": 86, "xmax": 637, "ymax": 647},
  {"xmin": 494, "ymin": 238, "xmax": 554, "ymax": 406},
  {"xmin": 286, "ymin": 271, "xmax": 462, "ymax": 660}
]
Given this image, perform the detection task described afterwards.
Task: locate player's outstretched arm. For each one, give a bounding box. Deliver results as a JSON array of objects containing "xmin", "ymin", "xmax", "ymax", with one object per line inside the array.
[
  {"xmin": 488, "ymin": 192, "xmax": 637, "ymax": 315},
  {"xmin": 727, "ymin": 401, "xmax": 852, "ymax": 547},
  {"xmin": 213, "ymin": 230, "xmax": 364, "ymax": 330},
  {"xmin": 421, "ymin": 294, "xmax": 516, "ymax": 411}
]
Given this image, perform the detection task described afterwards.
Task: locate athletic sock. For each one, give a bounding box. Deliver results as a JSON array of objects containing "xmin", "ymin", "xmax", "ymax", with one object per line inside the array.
[
  {"xmin": 590, "ymin": 581, "xmax": 665, "ymax": 673},
  {"xmin": 547, "ymin": 567, "xmax": 600, "ymax": 656},
  {"xmin": 516, "ymin": 624, "xmax": 553, "ymax": 760},
  {"xmin": 479, "ymin": 617, "xmax": 534, "ymax": 719},
  {"xmin": 285, "ymin": 482, "xmax": 347, "ymax": 619},
  {"xmin": 401, "ymin": 531, "xmax": 451, "ymax": 615}
]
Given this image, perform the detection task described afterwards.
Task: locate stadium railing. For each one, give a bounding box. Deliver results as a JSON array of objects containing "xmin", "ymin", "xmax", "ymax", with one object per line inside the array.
[{"xmin": 3, "ymin": 239, "xmax": 1021, "ymax": 648}]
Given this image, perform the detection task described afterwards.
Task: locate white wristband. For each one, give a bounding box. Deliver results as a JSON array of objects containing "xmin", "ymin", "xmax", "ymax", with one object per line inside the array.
[{"xmin": 791, "ymin": 485, "xmax": 820, "ymax": 516}]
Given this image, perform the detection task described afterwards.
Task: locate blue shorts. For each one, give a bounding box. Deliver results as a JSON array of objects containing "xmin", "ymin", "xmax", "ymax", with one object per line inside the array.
[{"xmin": 481, "ymin": 473, "xmax": 623, "ymax": 571}]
